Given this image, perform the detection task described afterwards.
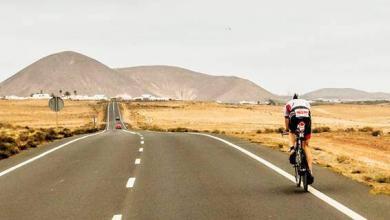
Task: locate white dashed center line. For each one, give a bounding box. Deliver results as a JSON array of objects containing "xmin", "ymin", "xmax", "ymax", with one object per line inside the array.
[
  {"xmin": 126, "ymin": 177, "xmax": 136, "ymax": 188},
  {"xmin": 140, "ymin": 141, "xmax": 145, "ymax": 145},
  {"xmin": 135, "ymin": 158, "xmax": 141, "ymax": 165},
  {"xmin": 139, "ymin": 148, "xmax": 144, "ymax": 152},
  {"xmin": 112, "ymin": 214, "xmax": 122, "ymax": 220}
]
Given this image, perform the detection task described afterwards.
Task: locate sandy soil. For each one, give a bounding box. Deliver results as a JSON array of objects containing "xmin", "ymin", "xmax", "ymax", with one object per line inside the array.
[{"xmin": 0, "ymin": 100, "xmax": 106, "ymax": 128}]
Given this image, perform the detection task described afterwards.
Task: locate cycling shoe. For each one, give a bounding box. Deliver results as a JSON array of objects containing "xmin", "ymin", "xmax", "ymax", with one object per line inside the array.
[
  {"xmin": 289, "ymin": 152, "xmax": 296, "ymax": 164},
  {"xmin": 307, "ymin": 173, "xmax": 314, "ymax": 185}
]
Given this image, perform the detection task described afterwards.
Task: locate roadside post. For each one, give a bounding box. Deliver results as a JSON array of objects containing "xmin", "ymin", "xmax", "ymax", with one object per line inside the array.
[
  {"xmin": 92, "ymin": 116, "xmax": 97, "ymax": 128},
  {"xmin": 48, "ymin": 96, "xmax": 64, "ymax": 127}
]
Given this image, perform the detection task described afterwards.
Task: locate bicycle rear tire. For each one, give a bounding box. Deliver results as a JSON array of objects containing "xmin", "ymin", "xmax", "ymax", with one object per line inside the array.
[
  {"xmin": 303, "ymin": 172, "xmax": 308, "ymax": 192},
  {"xmin": 294, "ymin": 166, "xmax": 301, "ymax": 187}
]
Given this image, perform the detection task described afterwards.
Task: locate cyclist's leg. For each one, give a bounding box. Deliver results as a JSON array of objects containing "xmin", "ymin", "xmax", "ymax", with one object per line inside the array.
[
  {"xmin": 288, "ymin": 132, "xmax": 296, "ymax": 147},
  {"xmin": 302, "ymin": 140, "xmax": 313, "ymax": 172},
  {"xmin": 288, "ymin": 133, "xmax": 296, "ymax": 164},
  {"xmin": 303, "ymin": 117, "xmax": 313, "ymax": 172}
]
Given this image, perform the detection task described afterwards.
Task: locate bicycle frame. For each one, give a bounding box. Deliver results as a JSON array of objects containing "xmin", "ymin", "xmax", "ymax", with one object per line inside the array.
[{"xmin": 294, "ymin": 121, "xmax": 309, "ymax": 191}]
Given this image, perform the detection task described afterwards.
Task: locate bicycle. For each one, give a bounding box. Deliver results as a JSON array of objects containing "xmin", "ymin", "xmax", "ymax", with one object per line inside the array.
[
  {"xmin": 293, "ymin": 121, "xmax": 311, "ymax": 191},
  {"xmin": 283, "ymin": 121, "xmax": 310, "ymax": 192}
]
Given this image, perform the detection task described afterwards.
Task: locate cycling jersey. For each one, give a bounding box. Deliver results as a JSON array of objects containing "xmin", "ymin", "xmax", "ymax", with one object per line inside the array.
[
  {"xmin": 284, "ymin": 99, "xmax": 312, "ymax": 140},
  {"xmin": 284, "ymin": 99, "xmax": 311, "ymax": 118}
]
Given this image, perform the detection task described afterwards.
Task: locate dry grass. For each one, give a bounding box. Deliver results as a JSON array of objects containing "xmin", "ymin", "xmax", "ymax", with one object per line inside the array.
[
  {"xmin": 122, "ymin": 101, "xmax": 390, "ymax": 195},
  {"xmin": 0, "ymin": 100, "xmax": 106, "ymax": 128},
  {"xmin": 0, "ymin": 100, "xmax": 107, "ymax": 159}
]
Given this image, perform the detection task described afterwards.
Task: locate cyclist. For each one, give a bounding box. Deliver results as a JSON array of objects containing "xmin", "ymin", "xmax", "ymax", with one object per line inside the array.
[{"xmin": 284, "ymin": 93, "xmax": 314, "ymax": 184}]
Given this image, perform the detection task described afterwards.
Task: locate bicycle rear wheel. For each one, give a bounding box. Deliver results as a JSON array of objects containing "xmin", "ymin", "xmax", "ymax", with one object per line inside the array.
[
  {"xmin": 294, "ymin": 166, "xmax": 301, "ymax": 187},
  {"xmin": 303, "ymin": 172, "xmax": 308, "ymax": 192}
]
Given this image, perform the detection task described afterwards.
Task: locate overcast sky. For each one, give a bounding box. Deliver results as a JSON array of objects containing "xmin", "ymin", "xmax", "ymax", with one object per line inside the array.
[{"xmin": 0, "ymin": 0, "xmax": 389, "ymax": 95}]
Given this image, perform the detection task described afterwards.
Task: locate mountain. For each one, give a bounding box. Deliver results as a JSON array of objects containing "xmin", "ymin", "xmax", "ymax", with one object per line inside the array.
[
  {"xmin": 0, "ymin": 51, "xmax": 143, "ymax": 97},
  {"xmin": 0, "ymin": 51, "xmax": 278, "ymax": 102},
  {"xmin": 116, "ymin": 66, "xmax": 278, "ymax": 102},
  {"xmin": 303, "ymin": 88, "xmax": 390, "ymax": 101}
]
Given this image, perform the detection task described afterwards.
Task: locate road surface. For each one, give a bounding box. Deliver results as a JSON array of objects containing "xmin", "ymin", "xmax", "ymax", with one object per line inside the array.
[{"xmin": 0, "ymin": 101, "xmax": 388, "ymax": 220}]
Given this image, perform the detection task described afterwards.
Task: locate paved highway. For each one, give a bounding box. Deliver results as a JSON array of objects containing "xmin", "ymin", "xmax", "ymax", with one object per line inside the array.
[{"xmin": 0, "ymin": 101, "xmax": 388, "ymax": 220}]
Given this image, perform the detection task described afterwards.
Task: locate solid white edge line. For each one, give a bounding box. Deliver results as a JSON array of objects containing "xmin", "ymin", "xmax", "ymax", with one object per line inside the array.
[
  {"xmin": 106, "ymin": 102, "xmax": 110, "ymax": 131},
  {"xmin": 126, "ymin": 177, "xmax": 136, "ymax": 188},
  {"xmin": 139, "ymin": 148, "xmax": 143, "ymax": 152},
  {"xmin": 135, "ymin": 158, "xmax": 141, "ymax": 165},
  {"xmin": 190, "ymin": 132, "xmax": 366, "ymax": 220},
  {"xmin": 112, "ymin": 214, "xmax": 122, "ymax": 220},
  {"xmin": 0, "ymin": 131, "xmax": 106, "ymax": 178},
  {"xmin": 112, "ymin": 100, "xmax": 115, "ymax": 120}
]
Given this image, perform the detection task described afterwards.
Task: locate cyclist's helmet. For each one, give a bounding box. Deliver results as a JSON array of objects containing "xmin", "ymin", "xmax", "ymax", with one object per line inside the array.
[{"xmin": 293, "ymin": 93, "xmax": 299, "ymax": 100}]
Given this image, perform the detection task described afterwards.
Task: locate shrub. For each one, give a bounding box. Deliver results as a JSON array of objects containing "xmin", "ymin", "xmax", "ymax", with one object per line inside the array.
[
  {"xmin": 359, "ymin": 127, "xmax": 374, "ymax": 132},
  {"xmin": 10, "ymin": 147, "xmax": 20, "ymax": 155},
  {"xmin": 140, "ymin": 125, "xmax": 165, "ymax": 132},
  {"xmin": 351, "ymin": 170, "xmax": 362, "ymax": 174},
  {"xmin": 0, "ymin": 136, "xmax": 16, "ymax": 144},
  {"xmin": 313, "ymin": 146, "xmax": 322, "ymax": 151},
  {"xmin": 372, "ymin": 130, "xmax": 383, "ymax": 137},
  {"xmin": 18, "ymin": 132, "xmax": 29, "ymax": 142},
  {"xmin": 275, "ymin": 127, "xmax": 284, "ymax": 133},
  {"xmin": 336, "ymin": 155, "xmax": 350, "ymax": 163},
  {"xmin": 58, "ymin": 128, "xmax": 72, "ymax": 138},
  {"xmin": 168, "ymin": 127, "xmax": 189, "ymax": 132},
  {"xmin": 212, "ymin": 130, "xmax": 220, "ymax": 134},
  {"xmin": 344, "ymin": 128, "xmax": 355, "ymax": 132},
  {"xmin": 45, "ymin": 129, "xmax": 60, "ymax": 141},
  {"xmin": 0, "ymin": 151, "xmax": 10, "ymax": 159},
  {"xmin": 375, "ymin": 175, "xmax": 390, "ymax": 183},
  {"xmin": 264, "ymin": 128, "xmax": 274, "ymax": 133},
  {"xmin": 256, "ymin": 130, "xmax": 262, "ymax": 134},
  {"xmin": 32, "ymin": 132, "xmax": 46, "ymax": 142},
  {"xmin": 26, "ymin": 141, "xmax": 38, "ymax": 148},
  {"xmin": 363, "ymin": 176, "xmax": 373, "ymax": 182},
  {"xmin": 313, "ymin": 127, "xmax": 331, "ymax": 133}
]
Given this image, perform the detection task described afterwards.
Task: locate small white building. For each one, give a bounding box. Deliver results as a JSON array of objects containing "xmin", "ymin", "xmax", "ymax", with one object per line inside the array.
[
  {"xmin": 116, "ymin": 94, "xmax": 132, "ymax": 100},
  {"xmin": 239, "ymin": 101, "xmax": 257, "ymax": 105},
  {"xmin": 31, "ymin": 93, "xmax": 51, "ymax": 99},
  {"xmin": 132, "ymin": 94, "xmax": 170, "ymax": 101},
  {"xmin": 5, "ymin": 95, "xmax": 28, "ymax": 100},
  {"xmin": 68, "ymin": 94, "xmax": 108, "ymax": 101}
]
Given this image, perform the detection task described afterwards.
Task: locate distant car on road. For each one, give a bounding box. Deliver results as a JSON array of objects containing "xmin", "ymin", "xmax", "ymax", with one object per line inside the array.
[
  {"xmin": 115, "ymin": 116, "xmax": 120, "ymax": 121},
  {"xmin": 115, "ymin": 123, "xmax": 122, "ymax": 129}
]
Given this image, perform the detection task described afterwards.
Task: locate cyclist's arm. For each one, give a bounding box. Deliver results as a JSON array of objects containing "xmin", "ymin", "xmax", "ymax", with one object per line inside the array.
[
  {"xmin": 283, "ymin": 104, "xmax": 290, "ymax": 132},
  {"xmin": 285, "ymin": 117, "xmax": 290, "ymax": 132}
]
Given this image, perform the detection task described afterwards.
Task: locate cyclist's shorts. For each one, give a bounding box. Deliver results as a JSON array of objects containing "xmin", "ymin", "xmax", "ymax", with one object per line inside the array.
[{"xmin": 289, "ymin": 116, "xmax": 312, "ymax": 140}]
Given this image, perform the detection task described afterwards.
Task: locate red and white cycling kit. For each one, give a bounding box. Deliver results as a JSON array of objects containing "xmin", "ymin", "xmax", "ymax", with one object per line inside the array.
[{"xmin": 284, "ymin": 99, "xmax": 312, "ymax": 140}]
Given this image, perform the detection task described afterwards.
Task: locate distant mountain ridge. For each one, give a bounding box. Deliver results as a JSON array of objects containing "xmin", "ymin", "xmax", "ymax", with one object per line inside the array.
[
  {"xmin": 116, "ymin": 66, "xmax": 277, "ymax": 102},
  {"xmin": 0, "ymin": 51, "xmax": 278, "ymax": 102},
  {"xmin": 303, "ymin": 88, "xmax": 390, "ymax": 101}
]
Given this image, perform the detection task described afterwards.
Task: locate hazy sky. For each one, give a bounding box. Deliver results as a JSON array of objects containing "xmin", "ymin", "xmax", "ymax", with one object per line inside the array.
[{"xmin": 0, "ymin": 0, "xmax": 389, "ymax": 95}]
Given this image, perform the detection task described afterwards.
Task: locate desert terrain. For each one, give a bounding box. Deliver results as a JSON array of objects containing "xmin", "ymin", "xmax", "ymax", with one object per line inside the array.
[
  {"xmin": 0, "ymin": 99, "xmax": 106, "ymax": 128},
  {"xmin": 122, "ymin": 101, "xmax": 390, "ymax": 195},
  {"xmin": 0, "ymin": 100, "xmax": 107, "ymax": 158}
]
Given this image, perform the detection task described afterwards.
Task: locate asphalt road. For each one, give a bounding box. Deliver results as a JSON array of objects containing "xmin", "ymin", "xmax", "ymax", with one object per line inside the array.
[{"xmin": 0, "ymin": 101, "xmax": 388, "ymax": 220}]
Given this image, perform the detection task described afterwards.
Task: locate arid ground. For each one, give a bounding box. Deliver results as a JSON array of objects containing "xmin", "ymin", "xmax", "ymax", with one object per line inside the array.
[
  {"xmin": 0, "ymin": 100, "xmax": 107, "ymax": 159},
  {"xmin": 122, "ymin": 101, "xmax": 390, "ymax": 195},
  {"xmin": 0, "ymin": 99, "xmax": 106, "ymax": 128}
]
